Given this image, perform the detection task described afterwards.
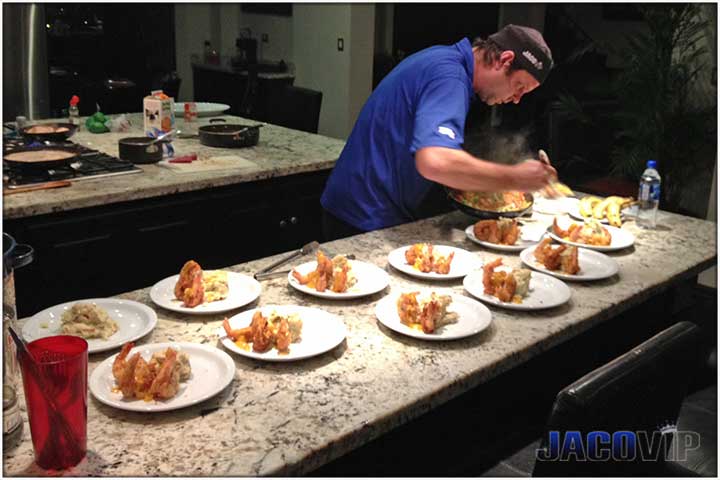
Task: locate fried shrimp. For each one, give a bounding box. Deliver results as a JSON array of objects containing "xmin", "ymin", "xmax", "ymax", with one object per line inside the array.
[
  {"xmin": 226, "ymin": 310, "xmax": 303, "ymax": 353},
  {"xmin": 397, "ymin": 292, "xmax": 420, "ymax": 326},
  {"xmin": 483, "ymin": 258, "xmax": 504, "ymax": 294},
  {"xmin": 111, "ymin": 343, "xmax": 190, "ymax": 402},
  {"xmin": 483, "ymin": 257, "xmax": 532, "ymax": 303},
  {"xmin": 405, "ymin": 243, "xmax": 454, "ymax": 273},
  {"xmin": 396, "ymin": 291, "xmax": 457, "ymax": 334},
  {"xmin": 275, "ymin": 317, "xmax": 292, "ymax": 352},
  {"xmin": 175, "ymin": 260, "xmax": 202, "ymax": 300},
  {"xmin": 533, "ymin": 239, "xmax": 580, "ymax": 274},
  {"xmin": 495, "ymin": 272, "xmax": 517, "ymax": 303},
  {"xmin": 250, "ymin": 311, "xmax": 273, "ymax": 353},
  {"xmin": 474, "ymin": 220, "xmax": 501, "ymax": 244},
  {"xmin": 148, "ymin": 349, "xmax": 180, "ymax": 400},
  {"xmin": 182, "ymin": 269, "xmax": 205, "ymax": 308},
  {"xmin": 432, "ymin": 252, "xmax": 454, "ymax": 274},
  {"xmin": 474, "ymin": 218, "xmax": 520, "ymax": 245},
  {"xmin": 291, "ymin": 250, "xmax": 355, "ymax": 293}
]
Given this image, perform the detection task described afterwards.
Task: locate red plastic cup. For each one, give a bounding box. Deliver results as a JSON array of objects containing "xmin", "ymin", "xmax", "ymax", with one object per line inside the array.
[{"xmin": 19, "ymin": 336, "xmax": 88, "ymax": 470}]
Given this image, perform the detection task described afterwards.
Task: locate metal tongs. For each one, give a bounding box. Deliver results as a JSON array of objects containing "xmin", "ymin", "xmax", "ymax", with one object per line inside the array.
[
  {"xmin": 538, "ymin": 149, "xmax": 570, "ymax": 198},
  {"xmin": 254, "ymin": 241, "xmax": 320, "ymax": 280},
  {"xmin": 254, "ymin": 240, "xmax": 356, "ymax": 281}
]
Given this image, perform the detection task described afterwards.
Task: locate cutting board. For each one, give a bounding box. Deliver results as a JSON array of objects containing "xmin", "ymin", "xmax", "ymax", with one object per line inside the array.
[{"xmin": 158, "ymin": 155, "xmax": 258, "ymax": 173}]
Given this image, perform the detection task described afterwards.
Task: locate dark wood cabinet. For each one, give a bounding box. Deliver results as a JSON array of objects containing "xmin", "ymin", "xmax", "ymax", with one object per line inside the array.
[{"xmin": 6, "ymin": 170, "xmax": 330, "ymax": 317}]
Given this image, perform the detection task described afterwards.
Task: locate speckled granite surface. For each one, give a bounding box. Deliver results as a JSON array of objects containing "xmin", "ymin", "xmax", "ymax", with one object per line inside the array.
[
  {"xmin": 3, "ymin": 113, "xmax": 344, "ymax": 219},
  {"xmin": 3, "ymin": 209, "xmax": 716, "ymax": 476}
]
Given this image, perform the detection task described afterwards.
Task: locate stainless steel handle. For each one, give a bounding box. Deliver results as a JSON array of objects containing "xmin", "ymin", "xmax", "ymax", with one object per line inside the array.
[
  {"xmin": 279, "ymin": 219, "xmax": 288, "ymax": 228},
  {"xmin": 254, "ymin": 254, "xmax": 356, "ymax": 281},
  {"xmin": 255, "ymin": 269, "xmax": 292, "ymax": 281},
  {"xmin": 253, "ymin": 240, "xmax": 320, "ymax": 279},
  {"xmin": 290, "ymin": 216, "xmax": 298, "ymax": 225}
]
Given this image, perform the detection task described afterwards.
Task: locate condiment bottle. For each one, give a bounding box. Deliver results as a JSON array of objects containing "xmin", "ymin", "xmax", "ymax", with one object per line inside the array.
[{"xmin": 68, "ymin": 95, "xmax": 80, "ymax": 128}]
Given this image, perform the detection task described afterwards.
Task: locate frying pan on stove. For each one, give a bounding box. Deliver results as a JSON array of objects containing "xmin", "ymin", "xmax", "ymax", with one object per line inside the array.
[
  {"xmin": 18, "ymin": 122, "xmax": 78, "ymax": 142},
  {"xmin": 3, "ymin": 145, "xmax": 80, "ymax": 170}
]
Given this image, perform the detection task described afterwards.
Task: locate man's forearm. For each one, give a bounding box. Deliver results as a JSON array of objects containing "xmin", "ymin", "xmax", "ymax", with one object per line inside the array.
[{"xmin": 415, "ymin": 147, "xmax": 518, "ymax": 191}]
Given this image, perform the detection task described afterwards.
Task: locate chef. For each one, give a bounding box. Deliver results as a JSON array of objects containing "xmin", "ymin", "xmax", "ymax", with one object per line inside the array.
[{"xmin": 321, "ymin": 24, "xmax": 557, "ymax": 239}]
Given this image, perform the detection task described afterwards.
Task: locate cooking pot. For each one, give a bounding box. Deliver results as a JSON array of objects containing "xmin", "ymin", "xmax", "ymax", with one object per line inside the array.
[
  {"xmin": 3, "ymin": 144, "xmax": 80, "ymax": 170},
  {"xmin": 118, "ymin": 137, "xmax": 166, "ymax": 164},
  {"xmin": 18, "ymin": 122, "xmax": 78, "ymax": 142},
  {"xmin": 198, "ymin": 118, "xmax": 263, "ymax": 148}
]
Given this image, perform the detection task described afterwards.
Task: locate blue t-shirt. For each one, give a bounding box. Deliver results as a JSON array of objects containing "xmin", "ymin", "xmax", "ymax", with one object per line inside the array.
[{"xmin": 321, "ymin": 38, "xmax": 475, "ymax": 231}]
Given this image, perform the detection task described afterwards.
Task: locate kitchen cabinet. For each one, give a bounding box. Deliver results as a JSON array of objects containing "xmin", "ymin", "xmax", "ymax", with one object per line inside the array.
[{"xmin": 6, "ymin": 170, "xmax": 329, "ymax": 317}]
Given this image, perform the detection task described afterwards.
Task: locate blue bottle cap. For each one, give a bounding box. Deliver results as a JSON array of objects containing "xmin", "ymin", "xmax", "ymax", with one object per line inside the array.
[{"xmin": 647, "ymin": 160, "xmax": 657, "ymax": 169}]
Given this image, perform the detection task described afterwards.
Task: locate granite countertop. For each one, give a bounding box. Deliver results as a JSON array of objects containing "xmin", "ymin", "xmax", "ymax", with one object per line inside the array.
[
  {"xmin": 3, "ymin": 113, "xmax": 344, "ymax": 219},
  {"xmin": 3, "ymin": 207, "xmax": 716, "ymax": 476}
]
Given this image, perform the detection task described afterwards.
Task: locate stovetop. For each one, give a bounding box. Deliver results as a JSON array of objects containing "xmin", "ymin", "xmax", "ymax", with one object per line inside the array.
[{"xmin": 3, "ymin": 137, "xmax": 143, "ymax": 188}]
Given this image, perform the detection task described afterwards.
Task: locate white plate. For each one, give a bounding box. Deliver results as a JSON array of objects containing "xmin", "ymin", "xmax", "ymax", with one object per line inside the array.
[
  {"xmin": 218, "ymin": 305, "xmax": 346, "ymax": 362},
  {"xmin": 463, "ymin": 268, "xmax": 571, "ymax": 310},
  {"xmin": 546, "ymin": 221, "xmax": 635, "ymax": 252},
  {"xmin": 22, "ymin": 298, "xmax": 157, "ymax": 354},
  {"xmin": 174, "ymin": 102, "xmax": 230, "ymax": 117},
  {"xmin": 150, "ymin": 271, "xmax": 261, "ymax": 315},
  {"xmin": 464, "ymin": 224, "xmax": 540, "ymax": 252},
  {"xmin": 567, "ymin": 206, "xmax": 626, "ymax": 225},
  {"xmin": 374, "ymin": 291, "xmax": 492, "ymax": 341},
  {"xmin": 387, "ymin": 245, "xmax": 483, "ymax": 280},
  {"xmin": 519, "ymin": 246, "xmax": 619, "ymax": 281},
  {"xmin": 288, "ymin": 260, "xmax": 389, "ymax": 299},
  {"xmin": 533, "ymin": 196, "xmax": 579, "ymax": 215},
  {"xmin": 89, "ymin": 342, "xmax": 235, "ymax": 412}
]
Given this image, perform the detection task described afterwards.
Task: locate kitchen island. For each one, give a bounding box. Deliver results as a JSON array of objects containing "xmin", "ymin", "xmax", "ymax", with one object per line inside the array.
[
  {"xmin": 3, "ymin": 207, "xmax": 715, "ymax": 476},
  {"xmin": 4, "ymin": 114, "xmax": 346, "ymax": 316},
  {"xmin": 4, "ymin": 113, "xmax": 344, "ymax": 219}
]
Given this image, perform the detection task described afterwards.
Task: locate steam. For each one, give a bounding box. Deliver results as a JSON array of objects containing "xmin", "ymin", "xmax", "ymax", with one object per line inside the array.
[{"xmin": 465, "ymin": 127, "xmax": 536, "ymax": 165}]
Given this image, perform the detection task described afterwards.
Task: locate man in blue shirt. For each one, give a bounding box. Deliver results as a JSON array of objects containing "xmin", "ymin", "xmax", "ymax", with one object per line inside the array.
[{"xmin": 321, "ymin": 24, "xmax": 556, "ymax": 239}]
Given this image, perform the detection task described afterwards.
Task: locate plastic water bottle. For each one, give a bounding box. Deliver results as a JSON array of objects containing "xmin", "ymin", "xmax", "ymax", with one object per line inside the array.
[{"xmin": 637, "ymin": 160, "xmax": 661, "ymax": 229}]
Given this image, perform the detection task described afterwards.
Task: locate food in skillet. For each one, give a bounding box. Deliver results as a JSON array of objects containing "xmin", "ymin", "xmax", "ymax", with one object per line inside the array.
[
  {"xmin": 112, "ymin": 342, "xmax": 192, "ymax": 401},
  {"xmin": 61, "ymin": 303, "xmax": 119, "ymax": 340},
  {"xmin": 25, "ymin": 125, "xmax": 70, "ymax": 134},
  {"xmin": 396, "ymin": 291, "xmax": 458, "ymax": 334},
  {"xmin": 578, "ymin": 195, "xmax": 635, "ymax": 227},
  {"xmin": 292, "ymin": 250, "xmax": 356, "ymax": 293},
  {"xmin": 404, "ymin": 243, "xmax": 454, "ymax": 274},
  {"xmin": 173, "ymin": 260, "xmax": 229, "ymax": 308},
  {"xmin": 4, "ymin": 150, "xmax": 76, "ymax": 163},
  {"xmin": 222, "ymin": 310, "xmax": 303, "ymax": 353},
  {"xmin": 449, "ymin": 189, "xmax": 531, "ymax": 212},
  {"xmin": 552, "ymin": 218, "xmax": 612, "ymax": 246},
  {"xmin": 473, "ymin": 218, "xmax": 520, "ymax": 245},
  {"xmin": 533, "ymin": 238, "xmax": 580, "ymax": 275},
  {"xmin": 482, "ymin": 258, "xmax": 532, "ymax": 304}
]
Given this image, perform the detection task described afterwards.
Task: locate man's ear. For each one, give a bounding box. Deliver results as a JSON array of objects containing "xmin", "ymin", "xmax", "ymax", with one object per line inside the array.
[{"xmin": 499, "ymin": 50, "xmax": 515, "ymax": 70}]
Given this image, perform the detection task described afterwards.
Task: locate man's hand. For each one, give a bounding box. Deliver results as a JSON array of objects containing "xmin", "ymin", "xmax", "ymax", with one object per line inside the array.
[{"xmin": 510, "ymin": 160, "xmax": 557, "ymax": 192}]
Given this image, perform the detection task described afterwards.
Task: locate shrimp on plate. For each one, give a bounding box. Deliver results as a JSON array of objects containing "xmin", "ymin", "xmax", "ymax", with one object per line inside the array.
[{"xmin": 174, "ymin": 260, "xmax": 202, "ymax": 300}]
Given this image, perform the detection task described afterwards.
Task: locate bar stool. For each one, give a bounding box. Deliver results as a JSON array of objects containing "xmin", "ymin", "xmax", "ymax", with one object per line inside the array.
[{"xmin": 532, "ymin": 321, "xmax": 704, "ymax": 477}]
